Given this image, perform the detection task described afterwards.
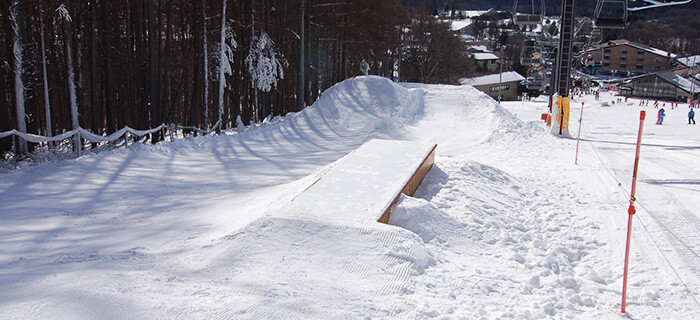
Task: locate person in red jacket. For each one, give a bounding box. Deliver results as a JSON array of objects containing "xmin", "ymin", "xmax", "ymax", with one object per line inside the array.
[{"xmin": 657, "ymin": 108, "xmax": 666, "ymax": 125}]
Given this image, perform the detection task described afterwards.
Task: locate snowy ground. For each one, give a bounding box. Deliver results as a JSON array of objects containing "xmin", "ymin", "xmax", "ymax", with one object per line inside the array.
[{"xmin": 1, "ymin": 76, "xmax": 699, "ymax": 319}]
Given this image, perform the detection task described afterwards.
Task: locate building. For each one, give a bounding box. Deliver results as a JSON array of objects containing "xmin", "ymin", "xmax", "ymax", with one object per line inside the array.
[
  {"xmin": 450, "ymin": 19, "xmax": 473, "ymax": 36},
  {"xmin": 676, "ymin": 55, "xmax": 700, "ymax": 68},
  {"xmin": 584, "ymin": 39, "xmax": 677, "ymax": 76},
  {"xmin": 472, "ymin": 52, "xmax": 500, "ymax": 72},
  {"xmin": 461, "ymin": 71, "xmax": 526, "ymax": 101},
  {"xmin": 465, "ymin": 41, "xmax": 493, "ymax": 53},
  {"xmin": 620, "ymin": 70, "xmax": 700, "ymax": 102}
]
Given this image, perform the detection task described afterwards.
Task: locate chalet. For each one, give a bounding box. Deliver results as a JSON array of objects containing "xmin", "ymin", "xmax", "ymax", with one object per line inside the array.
[
  {"xmin": 584, "ymin": 39, "xmax": 677, "ymax": 75},
  {"xmin": 620, "ymin": 70, "xmax": 700, "ymax": 102},
  {"xmin": 472, "ymin": 52, "xmax": 500, "ymax": 72},
  {"xmin": 461, "ymin": 71, "xmax": 525, "ymax": 101}
]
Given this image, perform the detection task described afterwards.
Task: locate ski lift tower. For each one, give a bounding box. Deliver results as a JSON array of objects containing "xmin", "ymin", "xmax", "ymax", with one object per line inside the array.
[{"xmin": 549, "ymin": 0, "xmax": 577, "ymax": 136}]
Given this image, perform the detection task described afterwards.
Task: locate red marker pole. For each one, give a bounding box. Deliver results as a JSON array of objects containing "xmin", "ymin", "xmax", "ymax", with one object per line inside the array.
[
  {"xmin": 621, "ymin": 110, "xmax": 646, "ymax": 314},
  {"xmin": 575, "ymin": 102, "xmax": 585, "ymax": 165}
]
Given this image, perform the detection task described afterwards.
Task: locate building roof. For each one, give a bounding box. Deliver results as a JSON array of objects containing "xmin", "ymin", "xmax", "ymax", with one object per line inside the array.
[
  {"xmin": 460, "ymin": 71, "xmax": 525, "ymax": 86},
  {"xmin": 468, "ymin": 45, "xmax": 491, "ymax": 53},
  {"xmin": 465, "ymin": 41, "xmax": 492, "ymax": 51},
  {"xmin": 656, "ymin": 71, "xmax": 700, "ymax": 94},
  {"xmin": 587, "ymin": 39, "xmax": 677, "ymax": 58},
  {"xmin": 677, "ymin": 55, "xmax": 700, "ymax": 68},
  {"xmin": 473, "ymin": 52, "xmax": 500, "ymax": 61},
  {"xmin": 629, "ymin": 71, "xmax": 700, "ymax": 94},
  {"xmin": 450, "ymin": 19, "xmax": 473, "ymax": 31}
]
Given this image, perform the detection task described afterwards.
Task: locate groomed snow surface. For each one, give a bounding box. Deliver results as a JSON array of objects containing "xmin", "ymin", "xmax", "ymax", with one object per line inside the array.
[{"xmin": 1, "ymin": 76, "xmax": 699, "ymax": 319}]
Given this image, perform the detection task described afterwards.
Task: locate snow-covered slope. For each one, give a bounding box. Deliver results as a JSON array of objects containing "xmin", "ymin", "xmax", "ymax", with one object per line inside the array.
[{"xmin": 1, "ymin": 76, "xmax": 699, "ymax": 319}]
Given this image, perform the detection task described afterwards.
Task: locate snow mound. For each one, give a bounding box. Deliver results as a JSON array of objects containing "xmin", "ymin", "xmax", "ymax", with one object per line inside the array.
[
  {"xmin": 406, "ymin": 157, "xmax": 610, "ymax": 318},
  {"xmin": 304, "ymin": 75, "xmax": 424, "ymax": 138},
  {"xmin": 417, "ymin": 161, "xmax": 523, "ymax": 215},
  {"xmin": 488, "ymin": 101, "xmax": 543, "ymax": 138},
  {"xmin": 389, "ymin": 194, "xmax": 466, "ymax": 244},
  {"xmin": 458, "ymin": 84, "xmax": 542, "ymax": 143},
  {"xmin": 401, "ymin": 83, "xmax": 541, "ymax": 155}
]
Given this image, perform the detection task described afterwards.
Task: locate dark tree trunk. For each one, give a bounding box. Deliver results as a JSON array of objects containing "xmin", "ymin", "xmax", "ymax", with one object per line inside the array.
[
  {"xmin": 102, "ymin": 0, "xmax": 116, "ymax": 134},
  {"xmin": 90, "ymin": 0, "xmax": 100, "ymax": 142},
  {"xmin": 147, "ymin": 0, "xmax": 160, "ymax": 141}
]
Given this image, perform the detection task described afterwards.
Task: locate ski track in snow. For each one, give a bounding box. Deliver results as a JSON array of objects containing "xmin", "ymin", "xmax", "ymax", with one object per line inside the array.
[{"xmin": 1, "ymin": 76, "xmax": 699, "ymax": 319}]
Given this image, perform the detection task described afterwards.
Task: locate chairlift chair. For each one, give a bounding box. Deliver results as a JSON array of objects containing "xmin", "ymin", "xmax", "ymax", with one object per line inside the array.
[
  {"xmin": 594, "ymin": 0, "xmax": 628, "ymax": 29},
  {"xmin": 520, "ymin": 38, "xmax": 538, "ymax": 66},
  {"xmin": 525, "ymin": 67, "xmax": 547, "ymax": 91},
  {"xmin": 513, "ymin": 0, "xmax": 546, "ymax": 26},
  {"xmin": 583, "ymin": 54, "xmax": 596, "ymax": 75},
  {"xmin": 531, "ymin": 52, "xmax": 543, "ymax": 68}
]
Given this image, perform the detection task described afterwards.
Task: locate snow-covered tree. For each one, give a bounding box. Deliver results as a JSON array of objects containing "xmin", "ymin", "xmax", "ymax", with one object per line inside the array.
[
  {"xmin": 216, "ymin": 0, "xmax": 237, "ymax": 131},
  {"xmin": 245, "ymin": 30, "xmax": 285, "ymax": 122},
  {"xmin": 10, "ymin": 1, "xmax": 27, "ymax": 154},
  {"xmin": 57, "ymin": 4, "xmax": 81, "ymax": 154},
  {"xmin": 246, "ymin": 32, "xmax": 285, "ymax": 93},
  {"xmin": 360, "ymin": 59, "xmax": 370, "ymax": 75}
]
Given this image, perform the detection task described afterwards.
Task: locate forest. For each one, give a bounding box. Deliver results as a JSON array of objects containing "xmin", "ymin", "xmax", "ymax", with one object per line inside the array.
[{"xmin": 0, "ymin": 0, "xmax": 474, "ymax": 158}]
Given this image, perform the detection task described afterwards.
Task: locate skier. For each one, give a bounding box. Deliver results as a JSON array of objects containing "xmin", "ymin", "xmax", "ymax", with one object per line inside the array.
[
  {"xmin": 657, "ymin": 108, "xmax": 666, "ymax": 125},
  {"xmin": 689, "ymin": 109, "xmax": 696, "ymax": 125}
]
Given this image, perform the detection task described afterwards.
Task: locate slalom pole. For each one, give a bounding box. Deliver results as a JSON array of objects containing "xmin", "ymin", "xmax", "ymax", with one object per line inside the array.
[
  {"xmin": 575, "ymin": 102, "xmax": 585, "ymax": 165},
  {"xmin": 621, "ymin": 110, "xmax": 646, "ymax": 314}
]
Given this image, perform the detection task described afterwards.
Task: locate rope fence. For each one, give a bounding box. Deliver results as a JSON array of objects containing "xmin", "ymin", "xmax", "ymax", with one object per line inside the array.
[{"xmin": 1, "ymin": 119, "xmax": 225, "ymax": 166}]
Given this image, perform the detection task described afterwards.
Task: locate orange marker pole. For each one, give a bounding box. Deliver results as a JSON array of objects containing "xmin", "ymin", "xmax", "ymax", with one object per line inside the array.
[
  {"xmin": 621, "ymin": 110, "xmax": 646, "ymax": 314},
  {"xmin": 575, "ymin": 102, "xmax": 585, "ymax": 165}
]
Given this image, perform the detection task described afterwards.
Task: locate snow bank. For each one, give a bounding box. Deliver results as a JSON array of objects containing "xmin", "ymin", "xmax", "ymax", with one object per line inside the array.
[{"xmin": 302, "ymin": 75, "xmax": 424, "ymax": 138}]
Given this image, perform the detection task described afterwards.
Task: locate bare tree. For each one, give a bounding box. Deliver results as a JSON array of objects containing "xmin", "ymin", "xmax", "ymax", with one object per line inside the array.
[
  {"xmin": 39, "ymin": 4, "xmax": 52, "ymax": 140},
  {"xmin": 10, "ymin": 0, "xmax": 26, "ymax": 154}
]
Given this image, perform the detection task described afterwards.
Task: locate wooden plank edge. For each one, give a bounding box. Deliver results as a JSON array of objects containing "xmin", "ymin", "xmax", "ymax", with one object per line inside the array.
[{"xmin": 377, "ymin": 144, "xmax": 437, "ymax": 224}]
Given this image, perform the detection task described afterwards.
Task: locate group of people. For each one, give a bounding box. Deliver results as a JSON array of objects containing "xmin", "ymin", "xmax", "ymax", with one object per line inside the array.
[
  {"xmin": 655, "ymin": 106, "xmax": 696, "ymax": 125},
  {"xmin": 642, "ymin": 100, "xmax": 681, "ymax": 109}
]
